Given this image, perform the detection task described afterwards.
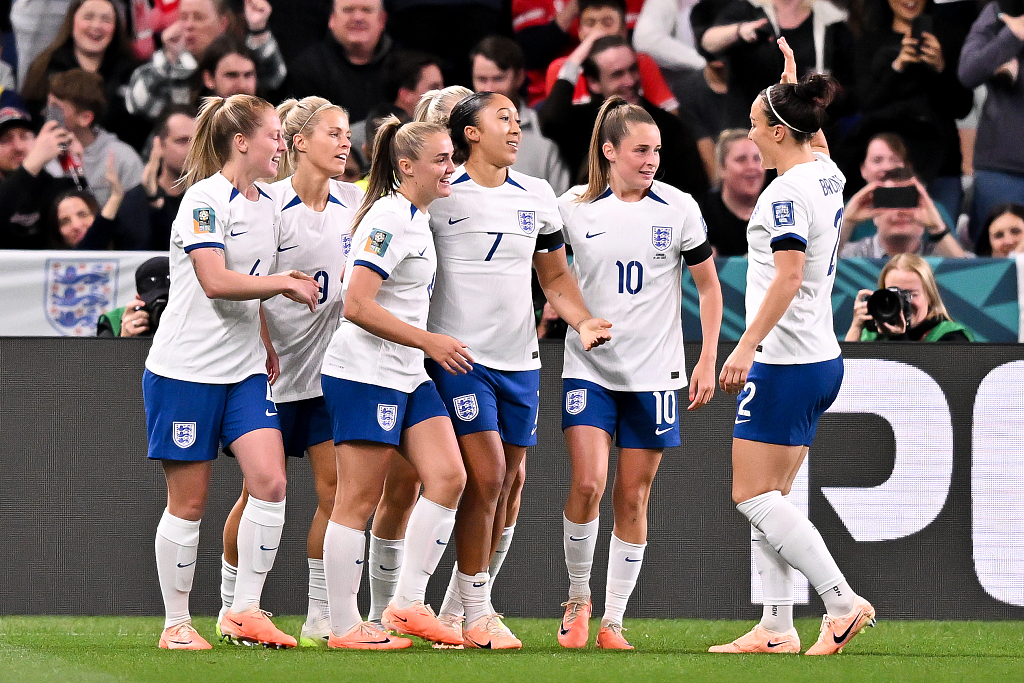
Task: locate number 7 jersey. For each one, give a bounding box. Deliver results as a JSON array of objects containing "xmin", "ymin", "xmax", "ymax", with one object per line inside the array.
[{"xmin": 746, "ymin": 151, "xmax": 844, "ymax": 365}]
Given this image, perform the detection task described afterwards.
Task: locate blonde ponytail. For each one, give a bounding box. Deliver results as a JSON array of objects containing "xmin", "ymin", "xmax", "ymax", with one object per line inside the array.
[
  {"xmin": 275, "ymin": 96, "xmax": 346, "ymax": 181},
  {"xmin": 180, "ymin": 94, "xmax": 273, "ymax": 189}
]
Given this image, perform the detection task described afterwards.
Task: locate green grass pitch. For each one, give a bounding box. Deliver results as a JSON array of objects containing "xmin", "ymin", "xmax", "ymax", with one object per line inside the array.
[{"xmin": 2, "ymin": 616, "xmax": 1023, "ymax": 683}]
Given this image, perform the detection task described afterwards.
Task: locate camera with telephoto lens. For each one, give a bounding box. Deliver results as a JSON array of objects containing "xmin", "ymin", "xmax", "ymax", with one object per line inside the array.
[
  {"xmin": 135, "ymin": 257, "xmax": 170, "ymax": 337},
  {"xmin": 867, "ymin": 286, "xmax": 913, "ymax": 332}
]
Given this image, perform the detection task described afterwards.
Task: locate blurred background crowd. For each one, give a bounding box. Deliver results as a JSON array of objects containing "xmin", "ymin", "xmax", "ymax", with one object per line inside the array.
[{"xmin": 0, "ymin": 0, "xmax": 1021, "ymax": 264}]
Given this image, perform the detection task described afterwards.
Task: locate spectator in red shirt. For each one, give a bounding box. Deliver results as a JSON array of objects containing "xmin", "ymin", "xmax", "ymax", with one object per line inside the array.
[{"xmin": 543, "ymin": 0, "xmax": 679, "ymax": 113}]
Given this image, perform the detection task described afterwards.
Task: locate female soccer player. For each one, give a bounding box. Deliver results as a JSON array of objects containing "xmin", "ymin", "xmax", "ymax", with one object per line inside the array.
[
  {"xmin": 320, "ymin": 117, "xmax": 470, "ymax": 650},
  {"xmin": 217, "ymin": 96, "xmax": 364, "ymax": 647},
  {"xmin": 426, "ymin": 92, "xmax": 611, "ymax": 649},
  {"xmin": 143, "ymin": 94, "xmax": 319, "ymax": 650},
  {"xmin": 556, "ymin": 97, "xmax": 723, "ymax": 650},
  {"xmin": 711, "ymin": 39, "xmax": 875, "ymax": 655}
]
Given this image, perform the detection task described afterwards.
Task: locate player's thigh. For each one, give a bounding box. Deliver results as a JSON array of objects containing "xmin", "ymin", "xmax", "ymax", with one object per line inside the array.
[
  {"xmin": 307, "ymin": 439, "xmax": 337, "ymax": 507},
  {"xmin": 732, "ymin": 438, "xmax": 807, "ymax": 503},
  {"xmin": 564, "ymin": 425, "xmax": 613, "ymax": 494},
  {"xmin": 231, "ymin": 428, "xmax": 288, "ymax": 501},
  {"xmin": 161, "ymin": 460, "xmax": 213, "ymax": 520},
  {"xmin": 613, "ymin": 447, "xmax": 664, "ymax": 498},
  {"xmin": 458, "ymin": 430, "xmax": 507, "ymax": 498},
  {"xmin": 401, "ymin": 415, "xmax": 466, "ymax": 500}
]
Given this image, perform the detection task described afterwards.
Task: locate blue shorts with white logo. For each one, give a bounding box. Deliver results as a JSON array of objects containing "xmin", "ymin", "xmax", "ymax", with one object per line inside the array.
[
  {"xmin": 143, "ymin": 370, "xmax": 279, "ymax": 462},
  {"xmin": 732, "ymin": 357, "xmax": 844, "ymax": 447},
  {"xmin": 278, "ymin": 396, "xmax": 333, "ymax": 458},
  {"xmin": 321, "ymin": 376, "xmax": 449, "ymax": 447},
  {"xmin": 425, "ymin": 360, "xmax": 540, "ymax": 447},
  {"xmin": 561, "ymin": 378, "xmax": 681, "ymax": 449}
]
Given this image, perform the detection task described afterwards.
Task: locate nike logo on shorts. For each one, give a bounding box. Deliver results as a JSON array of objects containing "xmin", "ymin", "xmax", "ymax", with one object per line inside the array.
[
  {"xmin": 655, "ymin": 426, "xmax": 673, "ymax": 435},
  {"xmin": 266, "ymin": 409, "xmax": 277, "ymax": 416},
  {"xmin": 735, "ymin": 418, "xmax": 750, "ymax": 424}
]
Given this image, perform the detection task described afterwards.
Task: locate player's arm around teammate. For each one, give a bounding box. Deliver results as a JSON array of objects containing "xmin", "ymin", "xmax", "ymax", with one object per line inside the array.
[
  {"xmin": 319, "ymin": 117, "xmax": 471, "ymax": 650},
  {"xmin": 219, "ymin": 97, "xmax": 364, "ymax": 648},
  {"xmin": 711, "ymin": 39, "xmax": 875, "ymax": 656},
  {"xmin": 143, "ymin": 95, "xmax": 320, "ymax": 651},
  {"xmin": 556, "ymin": 98, "xmax": 722, "ymax": 650}
]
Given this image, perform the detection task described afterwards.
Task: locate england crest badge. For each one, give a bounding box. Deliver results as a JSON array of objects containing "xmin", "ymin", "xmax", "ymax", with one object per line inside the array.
[
  {"xmin": 377, "ymin": 404, "xmax": 398, "ymax": 431},
  {"xmin": 565, "ymin": 389, "xmax": 587, "ymax": 415},
  {"xmin": 172, "ymin": 422, "xmax": 197, "ymax": 449},
  {"xmin": 453, "ymin": 394, "xmax": 479, "ymax": 422},
  {"xmin": 518, "ymin": 210, "xmax": 537, "ymax": 235},
  {"xmin": 652, "ymin": 226, "xmax": 673, "ymax": 252},
  {"xmin": 45, "ymin": 258, "xmax": 118, "ymax": 336}
]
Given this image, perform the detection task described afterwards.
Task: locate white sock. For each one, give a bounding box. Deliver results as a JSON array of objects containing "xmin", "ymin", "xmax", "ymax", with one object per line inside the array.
[
  {"xmin": 751, "ymin": 525, "xmax": 794, "ymax": 632},
  {"xmin": 233, "ymin": 497, "xmax": 285, "ymax": 613},
  {"xmin": 603, "ymin": 534, "xmax": 645, "ymax": 626},
  {"xmin": 737, "ymin": 491, "xmax": 855, "ymax": 616},
  {"xmin": 323, "ymin": 521, "xmax": 366, "ymax": 635},
  {"xmin": 219, "ymin": 555, "xmax": 236, "ymax": 616},
  {"xmin": 368, "ymin": 534, "xmax": 404, "ymax": 621},
  {"xmin": 458, "ymin": 570, "xmax": 491, "ymax": 625},
  {"xmin": 486, "ymin": 524, "xmax": 515, "ymax": 605},
  {"xmin": 439, "ymin": 563, "xmax": 463, "ymax": 617},
  {"xmin": 393, "ymin": 497, "xmax": 457, "ymax": 608},
  {"xmin": 306, "ymin": 558, "xmax": 329, "ymax": 626},
  {"xmin": 563, "ymin": 515, "xmax": 599, "ymax": 600},
  {"xmin": 155, "ymin": 510, "xmax": 200, "ymax": 629}
]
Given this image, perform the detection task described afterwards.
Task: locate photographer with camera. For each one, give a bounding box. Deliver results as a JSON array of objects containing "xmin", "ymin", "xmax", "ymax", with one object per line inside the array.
[
  {"xmin": 840, "ymin": 167, "xmax": 967, "ymax": 258},
  {"xmin": 959, "ymin": 1, "xmax": 1024, "ymax": 241},
  {"xmin": 97, "ymin": 256, "xmax": 169, "ymax": 337},
  {"xmin": 845, "ymin": 253, "xmax": 974, "ymax": 341}
]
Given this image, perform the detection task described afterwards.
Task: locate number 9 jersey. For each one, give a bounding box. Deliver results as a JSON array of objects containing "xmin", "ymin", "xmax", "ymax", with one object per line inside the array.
[{"xmin": 746, "ymin": 151, "xmax": 844, "ymax": 365}]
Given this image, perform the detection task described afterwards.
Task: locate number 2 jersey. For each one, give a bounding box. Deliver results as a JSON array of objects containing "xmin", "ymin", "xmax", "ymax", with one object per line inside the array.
[
  {"xmin": 747, "ymin": 151, "xmax": 844, "ymax": 365},
  {"xmin": 262, "ymin": 177, "xmax": 363, "ymax": 403},
  {"xmin": 146, "ymin": 172, "xmax": 279, "ymax": 384},
  {"xmin": 558, "ymin": 182, "xmax": 712, "ymax": 391},
  {"xmin": 427, "ymin": 167, "xmax": 564, "ymax": 371}
]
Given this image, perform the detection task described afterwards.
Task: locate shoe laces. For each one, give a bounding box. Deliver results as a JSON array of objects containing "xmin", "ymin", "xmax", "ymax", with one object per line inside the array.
[
  {"xmin": 481, "ymin": 614, "xmax": 512, "ymax": 636},
  {"xmin": 603, "ymin": 622, "xmax": 627, "ymax": 637},
  {"xmin": 561, "ymin": 597, "xmax": 589, "ymax": 624},
  {"xmin": 438, "ymin": 613, "xmax": 465, "ymax": 628},
  {"xmin": 356, "ymin": 621, "xmax": 389, "ymax": 639},
  {"xmin": 167, "ymin": 622, "xmax": 196, "ymax": 638}
]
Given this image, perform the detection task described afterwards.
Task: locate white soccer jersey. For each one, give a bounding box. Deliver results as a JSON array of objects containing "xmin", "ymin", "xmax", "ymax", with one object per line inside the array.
[
  {"xmin": 427, "ymin": 167, "xmax": 563, "ymax": 371},
  {"xmin": 146, "ymin": 173, "xmax": 279, "ymax": 384},
  {"xmin": 746, "ymin": 151, "xmax": 844, "ymax": 365},
  {"xmin": 559, "ymin": 182, "xmax": 711, "ymax": 391},
  {"xmin": 263, "ymin": 177, "xmax": 363, "ymax": 402},
  {"xmin": 321, "ymin": 193, "xmax": 436, "ymax": 393}
]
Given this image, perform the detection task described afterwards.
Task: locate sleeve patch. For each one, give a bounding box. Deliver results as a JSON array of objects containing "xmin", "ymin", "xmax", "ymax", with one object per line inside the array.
[
  {"xmin": 193, "ymin": 208, "xmax": 216, "ymax": 235},
  {"xmin": 363, "ymin": 229, "xmax": 393, "ymax": 257},
  {"xmin": 772, "ymin": 201, "xmax": 795, "ymax": 227}
]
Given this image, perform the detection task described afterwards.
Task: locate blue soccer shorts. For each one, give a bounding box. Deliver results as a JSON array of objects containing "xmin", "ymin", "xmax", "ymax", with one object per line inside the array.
[
  {"xmin": 321, "ymin": 376, "xmax": 449, "ymax": 447},
  {"xmin": 561, "ymin": 378, "xmax": 681, "ymax": 449}
]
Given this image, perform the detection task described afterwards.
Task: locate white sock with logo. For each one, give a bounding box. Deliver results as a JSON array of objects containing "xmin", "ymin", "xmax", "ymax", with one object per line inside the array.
[
  {"xmin": 563, "ymin": 515, "xmax": 599, "ymax": 600},
  {"xmin": 603, "ymin": 534, "xmax": 645, "ymax": 626},
  {"xmin": 324, "ymin": 521, "xmax": 366, "ymax": 636},
  {"xmin": 368, "ymin": 534, "xmax": 404, "ymax": 621},
  {"xmin": 737, "ymin": 491, "xmax": 855, "ymax": 616},
  {"xmin": 458, "ymin": 571, "xmax": 491, "ymax": 626},
  {"xmin": 393, "ymin": 497, "xmax": 456, "ymax": 608},
  {"xmin": 155, "ymin": 510, "xmax": 200, "ymax": 629},
  {"xmin": 486, "ymin": 524, "xmax": 515, "ymax": 605},
  {"xmin": 751, "ymin": 525, "xmax": 794, "ymax": 632},
  {"xmin": 233, "ymin": 496, "xmax": 285, "ymax": 613},
  {"xmin": 439, "ymin": 563, "xmax": 463, "ymax": 617},
  {"xmin": 306, "ymin": 558, "xmax": 329, "ymax": 627},
  {"xmin": 219, "ymin": 555, "xmax": 236, "ymax": 617}
]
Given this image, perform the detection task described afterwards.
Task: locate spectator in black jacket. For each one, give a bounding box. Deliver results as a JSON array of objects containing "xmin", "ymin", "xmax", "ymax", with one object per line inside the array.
[
  {"xmin": 287, "ymin": 0, "xmax": 395, "ymax": 122},
  {"xmin": 0, "ymin": 108, "xmax": 83, "ymax": 249},
  {"xmin": 539, "ymin": 34, "xmax": 709, "ymax": 199}
]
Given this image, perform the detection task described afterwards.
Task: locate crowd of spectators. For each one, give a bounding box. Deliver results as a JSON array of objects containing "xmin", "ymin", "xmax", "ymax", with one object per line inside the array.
[{"xmin": 0, "ymin": 0, "xmax": 1022, "ymax": 260}]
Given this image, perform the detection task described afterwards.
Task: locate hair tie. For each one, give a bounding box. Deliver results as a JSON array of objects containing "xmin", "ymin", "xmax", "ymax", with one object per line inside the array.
[
  {"xmin": 766, "ymin": 85, "xmax": 813, "ymax": 135},
  {"xmin": 295, "ymin": 103, "xmax": 334, "ymax": 142}
]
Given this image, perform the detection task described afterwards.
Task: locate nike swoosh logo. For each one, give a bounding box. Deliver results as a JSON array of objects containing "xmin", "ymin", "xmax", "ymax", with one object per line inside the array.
[
  {"xmin": 625, "ymin": 557, "xmax": 642, "ymax": 562},
  {"xmin": 230, "ymin": 619, "xmax": 243, "ymax": 628},
  {"xmin": 655, "ymin": 426, "xmax": 673, "ymax": 435},
  {"xmin": 356, "ymin": 559, "xmax": 364, "ymax": 564},
  {"xmin": 472, "ymin": 582, "xmax": 487, "ymax": 587},
  {"xmin": 359, "ymin": 638, "xmax": 394, "ymax": 645},
  {"xmin": 585, "ymin": 231, "xmax": 605, "ymax": 238},
  {"xmin": 176, "ymin": 560, "xmax": 196, "ymax": 568},
  {"xmin": 436, "ymin": 539, "xmax": 447, "ymax": 545},
  {"xmin": 569, "ymin": 535, "xmax": 590, "ymax": 542},
  {"xmin": 559, "ymin": 627, "xmax": 571, "ymax": 635},
  {"xmin": 170, "ymin": 639, "xmax": 194, "ymax": 645},
  {"xmin": 379, "ymin": 564, "xmax": 400, "ymax": 571},
  {"xmin": 448, "ymin": 217, "xmax": 470, "ymax": 224},
  {"xmin": 467, "ymin": 637, "xmax": 492, "ymax": 649},
  {"xmin": 735, "ymin": 418, "xmax": 750, "ymax": 425},
  {"xmin": 767, "ymin": 639, "xmax": 787, "ymax": 648},
  {"xmin": 229, "ymin": 230, "xmax": 248, "ymax": 237},
  {"xmin": 418, "ymin": 247, "xmax": 427, "ymax": 256},
  {"xmin": 266, "ymin": 410, "xmax": 277, "ymax": 416},
  {"xmin": 833, "ymin": 612, "xmax": 861, "ymax": 644},
  {"xmin": 393, "ymin": 615, "xmax": 409, "ymax": 623},
  {"xmin": 277, "ymin": 245, "xmax": 299, "ymax": 252},
  {"xmin": 259, "ymin": 545, "xmax": 278, "ymax": 551}
]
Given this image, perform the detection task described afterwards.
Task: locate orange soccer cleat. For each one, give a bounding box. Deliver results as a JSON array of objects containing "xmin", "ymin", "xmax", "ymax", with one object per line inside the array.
[
  {"xmin": 158, "ymin": 621, "xmax": 212, "ymax": 650},
  {"xmin": 382, "ymin": 601, "xmax": 464, "ymax": 645},
  {"xmin": 327, "ymin": 621, "xmax": 413, "ymax": 650},
  {"xmin": 708, "ymin": 624, "xmax": 801, "ymax": 654},
  {"xmin": 557, "ymin": 597, "xmax": 592, "ymax": 648},
  {"xmin": 804, "ymin": 597, "xmax": 876, "ymax": 655},
  {"xmin": 218, "ymin": 608, "xmax": 297, "ymax": 649},
  {"xmin": 596, "ymin": 621, "xmax": 634, "ymax": 650}
]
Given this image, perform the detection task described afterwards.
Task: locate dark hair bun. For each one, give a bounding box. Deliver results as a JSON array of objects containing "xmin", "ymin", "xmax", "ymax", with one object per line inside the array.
[{"xmin": 791, "ymin": 73, "xmax": 839, "ymax": 110}]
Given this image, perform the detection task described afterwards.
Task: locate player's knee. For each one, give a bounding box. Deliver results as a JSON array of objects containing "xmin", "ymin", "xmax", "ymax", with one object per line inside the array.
[
  {"xmin": 573, "ymin": 475, "xmax": 606, "ymax": 509},
  {"xmin": 467, "ymin": 466, "xmax": 504, "ymax": 502}
]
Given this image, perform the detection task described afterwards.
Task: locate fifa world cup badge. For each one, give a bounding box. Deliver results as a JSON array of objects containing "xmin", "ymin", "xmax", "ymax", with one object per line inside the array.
[
  {"xmin": 365, "ymin": 229, "xmax": 393, "ymax": 257},
  {"xmin": 193, "ymin": 208, "xmax": 216, "ymax": 234}
]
